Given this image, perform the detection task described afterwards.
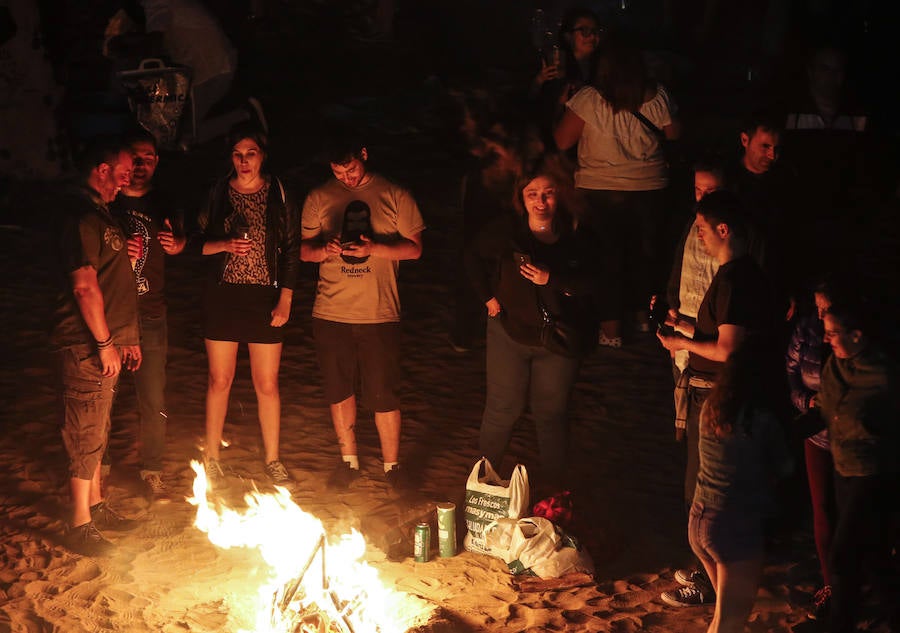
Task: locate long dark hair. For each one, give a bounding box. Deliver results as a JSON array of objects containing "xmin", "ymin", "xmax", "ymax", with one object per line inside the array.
[
  {"xmin": 702, "ymin": 340, "xmax": 780, "ymax": 439},
  {"xmin": 593, "ymin": 39, "xmax": 650, "ymax": 113}
]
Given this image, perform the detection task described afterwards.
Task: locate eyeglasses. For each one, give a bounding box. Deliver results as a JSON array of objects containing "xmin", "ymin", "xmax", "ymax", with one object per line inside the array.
[{"xmin": 572, "ymin": 26, "xmax": 601, "ymax": 37}]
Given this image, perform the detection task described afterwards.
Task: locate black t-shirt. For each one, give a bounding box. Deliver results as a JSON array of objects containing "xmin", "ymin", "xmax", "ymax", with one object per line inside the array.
[
  {"xmin": 111, "ymin": 189, "xmax": 179, "ymax": 319},
  {"xmin": 689, "ymin": 255, "xmax": 775, "ymax": 380}
]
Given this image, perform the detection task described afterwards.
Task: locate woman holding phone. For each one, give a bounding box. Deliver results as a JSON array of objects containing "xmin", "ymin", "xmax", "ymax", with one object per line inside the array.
[
  {"xmin": 193, "ymin": 122, "xmax": 299, "ymax": 485},
  {"xmin": 464, "ymin": 151, "xmax": 597, "ymax": 493}
]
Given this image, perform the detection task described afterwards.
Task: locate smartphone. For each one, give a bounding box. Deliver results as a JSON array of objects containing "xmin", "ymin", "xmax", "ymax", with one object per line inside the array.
[
  {"xmin": 513, "ymin": 251, "xmax": 531, "ymax": 267},
  {"xmin": 657, "ymin": 322, "xmax": 675, "ymax": 337},
  {"xmin": 340, "ymin": 241, "xmax": 356, "ymax": 250}
]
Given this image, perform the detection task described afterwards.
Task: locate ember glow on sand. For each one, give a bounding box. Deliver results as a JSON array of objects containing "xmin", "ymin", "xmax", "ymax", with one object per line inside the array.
[{"xmin": 187, "ymin": 460, "xmax": 434, "ymax": 633}]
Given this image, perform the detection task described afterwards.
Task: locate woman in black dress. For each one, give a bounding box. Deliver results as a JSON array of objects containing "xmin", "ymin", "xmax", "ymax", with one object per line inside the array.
[{"xmin": 195, "ymin": 122, "xmax": 299, "ymax": 485}]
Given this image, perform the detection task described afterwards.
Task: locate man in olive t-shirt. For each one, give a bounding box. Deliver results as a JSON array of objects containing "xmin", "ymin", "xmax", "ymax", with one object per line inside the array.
[{"xmin": 52, "ymin": 137, "xmax": 141, "ymax": 556}]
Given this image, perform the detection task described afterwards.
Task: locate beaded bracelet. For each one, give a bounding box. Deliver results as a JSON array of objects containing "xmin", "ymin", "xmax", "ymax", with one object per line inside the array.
[{"xmin": 96, "ymin": 336, "xmax": 114, "ymax": 350}]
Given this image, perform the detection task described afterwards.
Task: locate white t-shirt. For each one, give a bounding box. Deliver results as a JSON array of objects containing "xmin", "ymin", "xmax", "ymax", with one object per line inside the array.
[
  {"xmin": 301, "ymin": 174, "xmax": 425, "ymax": 324},
  {"xmin": 566, "ymin": 84, "xmax": 675, "ymax": 191}
]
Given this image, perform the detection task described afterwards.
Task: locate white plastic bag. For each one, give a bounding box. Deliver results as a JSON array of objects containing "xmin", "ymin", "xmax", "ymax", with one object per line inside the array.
[
  {"xmin": 463, "ymin": 458, "xmax": 529, "ymax": 555},
  {"xmin": 485, "ymin": 516, "xmax": 594, "ymax": 579}
]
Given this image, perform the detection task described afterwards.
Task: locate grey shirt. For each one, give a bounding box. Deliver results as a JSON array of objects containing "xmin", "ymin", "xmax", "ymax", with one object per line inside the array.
[{"xmin": 694, "ymin": 403, "xmax": 793, "ymax": 515}]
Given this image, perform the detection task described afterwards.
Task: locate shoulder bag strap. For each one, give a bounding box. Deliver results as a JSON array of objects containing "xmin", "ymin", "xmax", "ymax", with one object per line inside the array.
[{"xmin": 630, "ymin": 110, "xmax": 666, "ymax": 141}]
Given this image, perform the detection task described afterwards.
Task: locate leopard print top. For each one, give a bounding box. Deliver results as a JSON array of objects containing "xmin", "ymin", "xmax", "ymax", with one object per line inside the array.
[{"xmin": 223, "ymin": 180, "xmax": 271, "ymax": 285}]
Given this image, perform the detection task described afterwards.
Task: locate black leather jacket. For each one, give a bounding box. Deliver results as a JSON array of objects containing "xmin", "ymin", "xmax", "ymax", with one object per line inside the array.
[{"xmin": 192, "ymin": 174, "xmax": 300, "ymax": 290}]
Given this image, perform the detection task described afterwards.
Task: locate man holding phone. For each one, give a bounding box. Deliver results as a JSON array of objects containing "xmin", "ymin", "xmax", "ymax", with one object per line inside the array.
[
  {"xmin": 656, "ymin": 190, "xmax": 777, "ymax": 607},
  {"xmin": 300, "ymin": 131, "xmax": 425, "ymax": 492}
]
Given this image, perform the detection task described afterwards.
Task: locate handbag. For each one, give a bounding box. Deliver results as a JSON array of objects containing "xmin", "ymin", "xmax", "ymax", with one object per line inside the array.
[{"xmin": 539, "ymin": 303, "xmax": 588, "ymax": 358}]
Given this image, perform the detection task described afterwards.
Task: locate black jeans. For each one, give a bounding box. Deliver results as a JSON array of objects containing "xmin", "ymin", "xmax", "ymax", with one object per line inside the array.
[
  {"xmin": 133, "ymin": 315, "xmax": 168, "ymax": 473},
  {"xmin": 829, "ymin": 471, "xmax": 899, "ymax": 632}
]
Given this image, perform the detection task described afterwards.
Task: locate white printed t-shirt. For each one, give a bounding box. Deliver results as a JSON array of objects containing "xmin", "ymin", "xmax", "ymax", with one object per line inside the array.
[
  {"xmin": 566, "ymin": 84, "xmax": 675, "ymax": 191},
  {"xmin": 301, "ymin": 174, "xmax": 425, "ymax": 324}
]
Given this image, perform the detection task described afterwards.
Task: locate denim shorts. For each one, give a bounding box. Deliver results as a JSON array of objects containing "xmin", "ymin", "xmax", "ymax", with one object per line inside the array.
[
  {"xmin": 59, "ymin": 346, "xmax": 119, "ymax": 479},
  {"xmin": 688, "ymin": 501, "xmax": 764, "ymax": 565}
]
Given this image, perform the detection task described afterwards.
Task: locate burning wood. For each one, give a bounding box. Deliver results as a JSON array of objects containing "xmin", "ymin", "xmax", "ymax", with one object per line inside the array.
[{"xmin": 186, "ymin": 460, "xmax": 434, "ymax": 633}]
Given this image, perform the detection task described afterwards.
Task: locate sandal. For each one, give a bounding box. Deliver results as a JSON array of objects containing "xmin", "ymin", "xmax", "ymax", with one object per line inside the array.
[{"xmin": 598, "ymin": 332, "xmax": 622, "ymax": 348}]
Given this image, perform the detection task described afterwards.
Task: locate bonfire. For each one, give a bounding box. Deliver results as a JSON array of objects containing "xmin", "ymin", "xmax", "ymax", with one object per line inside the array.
[{"xmin": 186, "ymin": 461, "xmax": 434, "ymax": 633}]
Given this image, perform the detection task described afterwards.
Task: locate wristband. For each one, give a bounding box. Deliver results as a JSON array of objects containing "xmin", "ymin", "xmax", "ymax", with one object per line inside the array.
[{"xmin": 96, "ymin": 336, "xmax": 114, "ymax": 350}]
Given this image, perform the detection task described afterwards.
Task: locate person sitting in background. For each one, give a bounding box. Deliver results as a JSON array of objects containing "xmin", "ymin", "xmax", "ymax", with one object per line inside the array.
[
  {"xmin": 785, "ymin": 279, "xmax": 835, "ymax": 621},
  {"xmin": 689, "ymin": 342, "xmax": 793, "ymax": 633}
]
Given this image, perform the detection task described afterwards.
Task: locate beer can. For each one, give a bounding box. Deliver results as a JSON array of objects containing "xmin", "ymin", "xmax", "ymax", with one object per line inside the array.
[
  {"xmin": 436, "ymin": 502, "xmax": 456, "ymax": 558},
  {"xmin": 132, "ymin": 232, "xmax": 144, "ymax": 260},
  {"xmin": 414, "ymin": 522, "xmax": 431, "ymax": 562}
]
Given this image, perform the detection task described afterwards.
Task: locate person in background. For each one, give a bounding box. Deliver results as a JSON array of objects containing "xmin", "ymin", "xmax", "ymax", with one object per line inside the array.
[
  {"xmin": 657, "ymin": 190, "xmax": 778, "ymax": 608},
  {"xmin": 784, "ymin": 280, "xmax": 834, "ymax": 621},
  {"xmin": 689, "ymin": 342, "xmax": 793, "ymax": 633},
  {"xmin": 783, "ymin": 43, "xmax": 872, "ymax": 276},
  {"xmin": 530, "ymin": 6, "xmax": 603, "ymax": 145},
  {"xmin": 449, "ymin": 120, "xmax": 544, "ymax": 352},
  {"xmin": 727, "ymin": 111, "xmax": 795, "ymax": 314},
  {"xmin": 664, "ymin": 159, "xmax": 727, "ymax": 383},
  {"xmin": 555, "ymin": 37, "xmax": 680, "ymax": 346},
  {"xmin": 300, "ymin": 132, "xmax": 425, "ymax": 492},
  {"xmin": 193, "ymin": 122, "xmax": 299, "ymax": 486},
  {"xmin": 135, "ymin": 0, "xmax": 263, "ymax": 145},
  {"xmin": 108, "ymin": 128, "xmax": 184, "ymax": 502},
  {"xmin": 816, "ymin": 300, "xmax": 899, "ymax": 633},
  {"xmin": 465, "ymin": 151, "xmax": 597, "ymax": 494},
  {"xmin": 52, "ymin": 136, "xmax": 141, "ymax": 556}
]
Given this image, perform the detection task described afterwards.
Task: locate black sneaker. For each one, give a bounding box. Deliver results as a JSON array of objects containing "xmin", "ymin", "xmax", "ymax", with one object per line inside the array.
[
  {"xmin": 384, "ymin": 464, "xmax": 410, "ymax": 491},
  {"xmin": 807, "ymin": 585, "xmax": 831, "ymax": 621},
  {"xmin": 265, "ymin": 460, "xmax": 292, "ymax": 485},
  {"xmin": 327, "ymin": 461, "xmax": 360, "ymax": 490},
  {"xmin": 675, "ymin": 568, "xmax": 710, "ymax": 587},
  {"xmin": 67, "ymin": 521, "xmax": 115, "ymax": 556},
  {"xmin": 660, "ymin": 583, "xmax": 716, "ymax": 607},
  {"xmin": 90, "ymin": 501, "xmax": 139, "ymax": 531}
]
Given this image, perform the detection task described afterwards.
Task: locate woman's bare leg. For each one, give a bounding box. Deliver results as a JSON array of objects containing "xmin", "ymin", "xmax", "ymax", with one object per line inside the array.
[
  {"xmin": 711, "ymin": 558, "xmax": 763, "ymax": 633},
  {"xmin": 249, "ymin": 342, "xmax": 283, "ymax": 463},
  {"xmin": 205, "ymin": 339, "xmax": 239, "ymax": 460}
]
